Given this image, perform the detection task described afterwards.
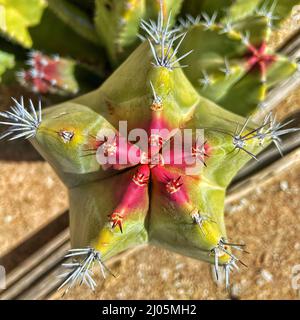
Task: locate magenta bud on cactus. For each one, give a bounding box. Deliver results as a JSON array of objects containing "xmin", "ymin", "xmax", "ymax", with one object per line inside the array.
[{"xmin": 17, "ymin": 51, "xmax": 79, "ymax": 95}]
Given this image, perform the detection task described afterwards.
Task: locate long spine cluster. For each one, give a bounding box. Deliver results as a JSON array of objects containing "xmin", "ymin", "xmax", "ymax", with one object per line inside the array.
[
  {"xmin": 141, "ymin": 5, "xmax": 192, "ymax": 70},
  {"xmin": 58, "ymin": 247, "xmax": 113, "ymax": 295},
  {"xmin": 0, "ymin": 97, "xmax": 42, "ymax": 140}
]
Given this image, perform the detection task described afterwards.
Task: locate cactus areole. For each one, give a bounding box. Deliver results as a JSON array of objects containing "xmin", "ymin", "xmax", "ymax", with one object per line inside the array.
[{"xmin": 0, "ymin": 5, "xmax": 299, "ymax": 294}]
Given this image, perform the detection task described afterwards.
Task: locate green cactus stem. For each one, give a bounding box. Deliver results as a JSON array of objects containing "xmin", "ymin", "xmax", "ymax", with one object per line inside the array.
[{"xmin": 225, "ymin": 0, "xmax": 300, "ymax": 26}]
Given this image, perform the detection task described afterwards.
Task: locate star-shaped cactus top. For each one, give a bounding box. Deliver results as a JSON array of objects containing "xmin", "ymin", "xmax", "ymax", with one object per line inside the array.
[{"xmin": 0, "ymin": 9, "xmax": 297, "ymax": 294}]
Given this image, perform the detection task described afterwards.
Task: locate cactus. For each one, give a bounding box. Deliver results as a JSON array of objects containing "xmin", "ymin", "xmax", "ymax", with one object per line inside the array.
[
  {"xmin": 1, "ymin": 8, "xmax": 298, "ymax": 294},
  {"xmin": 177, "ymin": 4, "xmax": 299, "ymax": 115},
  {"xmin": 29, "ymin": 7, "xmax": 103, "ymax": 65},
  {"xmin": 16, "ymin": 51, "xmax": 79, "ymax": 95},
  {"xmin": 0, "ymin": 0, "xmax": 298, "ymax": 95},
  {"xmin": 94, "ymin": 0, "xmax": 183, "ymax": 65},
  {"xmin": 182, "ymin": 0, "xmax": 300, "ymax": 26},
  {"xmin": 95, "ymin": 0, "xmax": 146, "ymax": 64},
  {"xmin": 223, "ymin": 0, "xmax": 300, "ymax": 26}
]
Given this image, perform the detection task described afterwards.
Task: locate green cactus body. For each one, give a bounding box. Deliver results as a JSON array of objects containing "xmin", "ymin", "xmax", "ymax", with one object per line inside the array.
[
  {"xmin": 225, "ymin": 0, "xmax": 300, "ymax": 26},
  {"xmin": 146, "ymin": 0, "xmax": 183, "ymax": 23},
  {"xmin": 28, "ymin": 8, "xmax": 102, "ymax": 65},
  {"xmin": 1, "ymin": 40, "xmax": 274, "ymax": 290},
  {"xmin": 0, "ymin": 2, "xmax": 299, "ymax": 294},
  {"xmin": 182, "ymin": 0, "xmax": 232, "ymax": 18}
]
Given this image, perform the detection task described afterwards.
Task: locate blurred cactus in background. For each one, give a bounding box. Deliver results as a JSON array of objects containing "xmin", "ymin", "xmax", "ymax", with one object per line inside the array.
[
  {"xmin": 0, "ymin": 0, "xmax": 299, "ymax": 294},
  {"xmin": 94, "ymin": 0, "xmax": 183, "ymax": 64},
  {"xmin": 0, "ymin": 0, "xmax": 298, "ymax": 104},
  {"xmin": 178, "ymin": 0, "xmax": 299, "ymax": 115},
  {"xmin": 17, "ymin": 51, "xmax": 79, "ymax": 95}
]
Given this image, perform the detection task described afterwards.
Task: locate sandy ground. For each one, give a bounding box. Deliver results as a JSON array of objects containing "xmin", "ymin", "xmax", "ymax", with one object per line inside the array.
[
  {"xmin": 269, "ymin": 5, "xmax": 300, "ymax": 49},
  {"xmin": 0, "ymin": 162, "xmax": 68, "ymax": 254},
  {"xmin": 269, "ymin": 6, "xmax": 300, "ymax": 48},
  {"xmin": 0, "ymin": 12, "xmax": 299, "ymax": 300}
]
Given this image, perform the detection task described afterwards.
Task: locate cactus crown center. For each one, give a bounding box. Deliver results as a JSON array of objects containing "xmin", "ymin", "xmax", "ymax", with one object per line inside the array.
[{"xmin": 247, "ymin": 42, "xmax": 277, "ymax": 79}]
